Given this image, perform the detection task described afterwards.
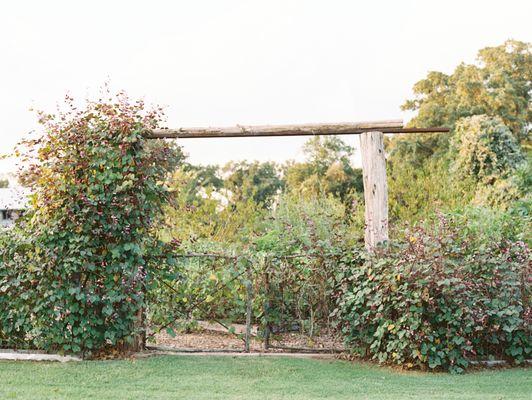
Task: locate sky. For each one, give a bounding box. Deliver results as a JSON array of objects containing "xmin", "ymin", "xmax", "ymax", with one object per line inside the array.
[{"xmin": 1, "ymin": 0, "xmax": 531, "ymax": 177}]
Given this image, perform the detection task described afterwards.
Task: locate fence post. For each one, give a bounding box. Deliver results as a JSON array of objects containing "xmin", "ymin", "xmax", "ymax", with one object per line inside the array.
[
  {"xmin": 359, "ymin": 131, "xmax": 389, "ymax": 251},
  {"xmin": 263, "ymin": 258, "xmax": 271, "ymax": 351},
  {"xmin": 244, "ymin": 261, "xmax": 253, "ymax": 353}
]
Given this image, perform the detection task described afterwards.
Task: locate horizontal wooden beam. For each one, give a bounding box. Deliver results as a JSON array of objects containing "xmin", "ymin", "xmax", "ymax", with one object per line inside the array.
[
  {"xmin": 146, "ymin": 120, "xmax": 449, "ymax": 139},
  {"xmin": 147, "ymin": 120, "xmax": 400, "ymax": 139}
]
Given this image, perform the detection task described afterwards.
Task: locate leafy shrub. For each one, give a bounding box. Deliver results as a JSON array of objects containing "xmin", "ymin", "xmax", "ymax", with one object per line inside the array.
[
  {"xmin": 0, "ymin": 92, "xmax": 181, "ymax": 355},
  {"xmin": 388, "ymin": 156, "xmax": 475, "ymax": 224},
  {"xmin": 335, "ymin": 215, "xmax": 531, "ymax": 373},
  {"xmin": 446, "ymin": 206, "xmax": 530, "ymax": 246},
  {"xmin": 254, "ymin": 193, "xmax": 358, "ymax": 335},
  {"xmin": 0, "ymin": 228, "xmax": 40, "ymax": 348}
]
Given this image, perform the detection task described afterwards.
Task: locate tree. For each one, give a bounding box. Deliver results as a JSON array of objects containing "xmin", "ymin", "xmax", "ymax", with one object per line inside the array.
[
  {"xmin": 402, "ymin": 40, "xmax": 531, "ymax": 139},
  {"xmin": 453, "ymin": 115, "xmax": 525, "ymax": 209},
  {"xmin": 163, "ymin": 162, "xmax": 267, "ymax": 248},
  {"xmin": 284, "ymin": 136, "xmax": 363, "ymax": 204},
  {"xmin": 453, "ymin": 115, "xmax": 524, "ymax": 183},
  {"xmin": 170, "ymin": 164, "xmax": 223, "ymax": 205},
  {"xmin": 387, "ymin": 156, "xmax": 474, "ymax": 223},
  {"xmin": 186, "ymin": 164, "xmax": 224, "ymax": 191},
  {"xmin": 386, "ymin": 40, "xmax": 531, "ymax": 222},
  {"xmin": 223, "ymin": 161, "xmax": 283, "ymax": 207},
  {"xmin": 0, "ymin": 179, "xmax": 8, "ymax": 188}
]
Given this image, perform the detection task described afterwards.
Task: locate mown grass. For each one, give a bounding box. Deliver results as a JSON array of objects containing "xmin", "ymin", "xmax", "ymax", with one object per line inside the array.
[{"xmin": 0, "ymin": 355, "xmax": 530, "ymax": 399}]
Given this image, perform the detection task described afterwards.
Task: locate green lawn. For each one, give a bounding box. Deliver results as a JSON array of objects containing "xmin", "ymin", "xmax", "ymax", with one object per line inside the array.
[{"xmin": 0, "ymin": 355, "xmax": 530, "ymax": 400}]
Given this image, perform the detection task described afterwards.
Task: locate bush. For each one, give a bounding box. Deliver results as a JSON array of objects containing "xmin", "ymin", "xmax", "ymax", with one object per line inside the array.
[
  {"xmin": 335, "ymin": 216, "xmax": 531, "ymax": 373},
  {"xmin": 0, "ymin": 229, "xmax": 40, "ymax": 348},
  {"xmin": 0, "ymin": 92, "xmax": 181, "ymax": 356},
  {"xmin": 446, "ymin": 206, "xmax": 530, "ymax": 246},
  {"xmin": 254, "ymin": 193, "xmax": 358, "ymax": 335}
]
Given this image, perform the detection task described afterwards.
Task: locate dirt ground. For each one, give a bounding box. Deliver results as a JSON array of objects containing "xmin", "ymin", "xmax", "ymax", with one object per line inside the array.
[{"xmin": 149, "ymin": 321, "xmax": 344, "ymax": 353}]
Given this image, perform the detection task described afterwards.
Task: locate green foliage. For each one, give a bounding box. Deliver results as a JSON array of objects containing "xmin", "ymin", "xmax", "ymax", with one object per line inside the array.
[
  {"xmin": 284, "ymin": 136, "xmax": 363, "ymax": 204},
  {"xmin": 0, "ymin": 179, "xmax": 8, "ymax": 188},
  {"xmin": 388, "ymin": 38, "xmax": 530, "ymax": 223},
  {"xmin": 453, "ymin": 115, "xmax": 524, "ymax": 183},
  {"xmin": 255, "ymin": 192, "xmax": 359, "ymax": 254},
  {"xmin": 388, "ymin": 156, "xmax": 474, "ymax": 223},
  {"xmin": 162, "ymin": 167, "xmax": 266, "ymax": 248},
  {"xmin": 446, "ymin": 206, "xmax": 530, "ymax": 246},
  {"xmin": 0, "ymin": 229, "xmax": 38, "ymax": 348},
  {"xmin": 0, "ymin": 92, "xmax": 182, "ymax": 355},
  {"xmin": 452, "ymin": 115, "xmax": 525, "ymax": 209},
  {"xmin": 254, "ymin": 193, "xmax": 360, "ymax": 334},
  {"xmin": 336, "ymin": 216, "xmax": 531, "ymax": 373},
  {"xmin": 509, "ymin": 151, "xmax": 532, "ymax": 219},
  {"xmin": 388, "ymin": 40, "xmax": 530, "ymax": 219},
  {"xmin": 403, "ymin": 40, "xmax": 531, "ymax": 139},
  {"xmin": 387, "ymin": 116, "xmax": 528, "ymax": 222},
  {"xmin": 223, "ymin": 161, "xmax": 284, "ymax": 207},
  {"xmin": 180, "ymin": 164, "xmax": 224, "ymax": 202}
]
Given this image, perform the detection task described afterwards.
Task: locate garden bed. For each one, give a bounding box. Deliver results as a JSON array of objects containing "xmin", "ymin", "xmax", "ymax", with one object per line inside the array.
[{"xmin": 150, "ymin": 322, "xmax": 345, "ymax": 353}]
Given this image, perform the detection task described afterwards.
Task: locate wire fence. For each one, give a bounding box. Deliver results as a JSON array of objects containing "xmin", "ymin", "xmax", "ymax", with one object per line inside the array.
[{"xmin": 146, "ymin": 251, "xmax": 346, "ymax": 353}]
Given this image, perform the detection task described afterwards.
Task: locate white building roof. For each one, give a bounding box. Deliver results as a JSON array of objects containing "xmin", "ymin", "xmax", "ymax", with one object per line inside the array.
[{"xmin": 0, "ymin": 187, "xmax": 31, "ymax": 210}]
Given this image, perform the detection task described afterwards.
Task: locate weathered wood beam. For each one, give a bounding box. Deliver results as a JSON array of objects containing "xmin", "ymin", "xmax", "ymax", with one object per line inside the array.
[
  {"xmin": 147, "ymin": 120, "xmax": 405, "ymax": 139},
  {"xmin": 146, "ymin": 122, "xmax": 449, "ymax": 139}
]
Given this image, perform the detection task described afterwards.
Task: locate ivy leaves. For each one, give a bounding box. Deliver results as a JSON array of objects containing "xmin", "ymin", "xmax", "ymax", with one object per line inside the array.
[
  {"xmin": 336, "ymin": 217, "xmax": 530, "ymax": 373},
  {"xmin": 0, "ymin": 91, "xmax": 182, "ymax": 356}
]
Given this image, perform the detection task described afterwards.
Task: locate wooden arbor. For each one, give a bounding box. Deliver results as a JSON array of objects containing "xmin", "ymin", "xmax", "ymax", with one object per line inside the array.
[{"xmin": 147, "ymin": 120, "xmax": 448, "ymax": 250}]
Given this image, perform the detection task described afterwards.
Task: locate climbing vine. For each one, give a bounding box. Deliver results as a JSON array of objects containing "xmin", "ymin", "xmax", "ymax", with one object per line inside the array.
[{"xmin": 0, "ymin": 91, "xmax": 182, "ymax": 356}]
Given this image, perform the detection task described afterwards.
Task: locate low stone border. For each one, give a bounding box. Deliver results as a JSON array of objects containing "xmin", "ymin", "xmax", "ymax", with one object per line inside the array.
[{"xmin": 0, "ymin": 349, "xmax": 82, "ymax": 362}]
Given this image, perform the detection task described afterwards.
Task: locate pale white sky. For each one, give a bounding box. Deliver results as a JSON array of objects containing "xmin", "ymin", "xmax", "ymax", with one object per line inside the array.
[{"xmin": 1, "ymin": 0, "xmax": 530, "ymax": 175}]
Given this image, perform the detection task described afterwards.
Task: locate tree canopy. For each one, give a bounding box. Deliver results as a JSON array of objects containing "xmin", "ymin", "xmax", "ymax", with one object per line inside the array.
[
  {"xmin": 388, "ymin": 40, "xmax": 531, "ymax": 222},
  {"xmin": 284, "ymin": 136, "xmax": 363, "ymax": 203},
  {"xmin": 402, "ymin": 39, "xmax": 531, "ymax": 140}
]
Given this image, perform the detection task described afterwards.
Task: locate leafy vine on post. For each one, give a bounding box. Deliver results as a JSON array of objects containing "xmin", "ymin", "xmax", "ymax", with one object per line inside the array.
[{"xmin": 2, "ymin": 90, "xmax": 182, "ymax": 357}]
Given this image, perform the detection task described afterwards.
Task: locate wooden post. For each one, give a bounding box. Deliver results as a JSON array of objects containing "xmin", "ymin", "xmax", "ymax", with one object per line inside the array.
[
  {"xmin": 263, "ymin": 260, "xmax": 271, "ymax": 351},
  {"xmin": 359, "ymin": 131, "xmax": 389, "ymax": 251},
  {"xmin": 244, "ymin": 265, "xmax": 253, "ymax": 353}
]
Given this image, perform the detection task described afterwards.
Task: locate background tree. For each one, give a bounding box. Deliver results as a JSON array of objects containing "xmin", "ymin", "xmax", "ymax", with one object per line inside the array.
[
  {"xmin": 452, "ymin": 115, "xmax": 525, "ymax": 209},
  {"xmin": 223, "ymin": 161, "xmax": 283, "ymax": 207},
  {"xmin": 402, "ymin": 39, "xmax": 531, "ymax": 139},
  {"xmin": 387, "ymin": 40, "xmax": 531, "ymax": 222},
  {"xmin": 453, "ymin": 115, "xmax": 524, "ymax": 184},
  {"xmin": 163, "ymin": 166, "xmax": 265, "ymax": 250},
  {"xmin": 284, "ymin": 136, "xmax": 363, "ymax": 204},
  {"xmin": 0, "ymin": 179, "xmax": 8, "ymax": 188}
]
